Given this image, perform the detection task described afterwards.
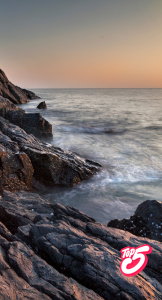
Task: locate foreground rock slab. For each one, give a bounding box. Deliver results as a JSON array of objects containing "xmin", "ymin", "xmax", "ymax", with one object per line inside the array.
[
  {"xmin": 0, "ymin": 116, "xmax": 102, "ymax": 192},
  {"xmin": 0, "ymin": 69, "xmax": 39, "ymax": 104},
  {"xmin": 0, "ymin": 191, "xmax": 162, "ymax": 300},
  {"xmin": 0, "ymin": 96, "xmax": 52, "ymax": 137},
  {"xmin": 0, "ymin": 217, "xmax": 101, "ymax": 298},
  {"xmin": 108, "ymin": 199, "xmax": 162, "ymax": 242}
]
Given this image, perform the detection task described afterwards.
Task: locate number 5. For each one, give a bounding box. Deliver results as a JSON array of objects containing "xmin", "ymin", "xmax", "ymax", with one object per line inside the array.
[{"xmin": 120, "ymin": 244, "xmax": 152, "ymax": 277}]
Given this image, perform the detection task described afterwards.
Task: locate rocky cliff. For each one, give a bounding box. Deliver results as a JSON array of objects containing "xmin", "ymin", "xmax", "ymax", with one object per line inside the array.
[{"xmin": 0, "ymin": 69, "xmax": 39, "ymax": 104}]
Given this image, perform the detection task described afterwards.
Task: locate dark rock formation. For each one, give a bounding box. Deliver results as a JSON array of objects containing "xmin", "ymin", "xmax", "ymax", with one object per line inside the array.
[
  {"xmin": 0, "ymin": 116, "xmax": 102, "ymax": 192},
  {"xmin": 0, "ymin": 96, "xmax": 52, "ymax": 137},
  {"xmin": 37, "ymin": 101, "xmax": 47, "ymax": 109},
  {"xmin": 0, "ymin": 69, "xmax": 39, "ymax": 104},
  {"xmin": 108, "ymin": 199, "xmax": 162, "ymax": 242},
  {"xmin": 0, "ymin": 191, "xmax": 162, "ymax": 300},
  {"xmin": 21, "ymin": 87, "xmax": 40, "ymax": 100},
  {"xmin": 8, "ymin": 111, "xmax": 52, "ymax": 138},
  {"xmin": 0, "ymin": 69, "xmax": 51, "ymax": 137}
]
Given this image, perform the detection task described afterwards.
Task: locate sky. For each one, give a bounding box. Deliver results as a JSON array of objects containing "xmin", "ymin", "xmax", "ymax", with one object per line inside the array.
[{"xmin": 0, "ymin": 0, "xmax": 162, "ymax": 88}]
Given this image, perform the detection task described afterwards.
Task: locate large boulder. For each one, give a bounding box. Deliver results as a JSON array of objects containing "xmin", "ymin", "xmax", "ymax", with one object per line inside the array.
[
  {"xmin": 108, "ymin": 199, "xmax": 162, "ymax": 242},
  {"xmin": 37, "ymin": 101, "xmax": 47, "ymax": 109},
  {"xmin": 0, "ymin": 116, "xmax": 102, "ymax": 191},
  {"xmin": 0, "ymin": 96, "xmax": 52, "ymax": 137},
  {"xmin": 0, "ymin": 69, "xmax": 39, "ymax": 104},
  {"xmin": 0, "ymin": 191, "xmax": 162, "ymax": 300}
]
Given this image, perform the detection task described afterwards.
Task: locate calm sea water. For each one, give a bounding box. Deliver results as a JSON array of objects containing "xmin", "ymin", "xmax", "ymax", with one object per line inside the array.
[{"xmin": 19, "ymin": 89, "xmax": 162, "ymax": 224}]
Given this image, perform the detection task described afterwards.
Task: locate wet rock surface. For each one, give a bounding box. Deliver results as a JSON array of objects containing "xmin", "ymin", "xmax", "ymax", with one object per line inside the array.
[
  {"xmin": 0, "ymin": 116, "xmax": 102, "ymax": 192},
  {"xmin": 0, "ymin": 69, "xmax": 39, "ymax": 104},
  {"xmin": 0, "ymin": 191, "xmax": 162, "ymax": 300},
  {"xmin": 0, "ymin": 194, "xmax": 102, "ymax": 300},
  {"xmin": 0, "ymin": 96, "xmax": 52, "ymax": 137},
  {"xmin": 108, "ymin": 199, "xmax": 162, "ymax": 242},
  {"xmin": 37, "ymin": 101, "xmax": 47, "ymax": 109}
]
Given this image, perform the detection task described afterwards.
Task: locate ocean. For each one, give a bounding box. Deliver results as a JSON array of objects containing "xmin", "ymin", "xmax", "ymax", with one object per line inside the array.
[{"xmin": 19, "ymin": 88, "xmax": 162, "ymax": 224}]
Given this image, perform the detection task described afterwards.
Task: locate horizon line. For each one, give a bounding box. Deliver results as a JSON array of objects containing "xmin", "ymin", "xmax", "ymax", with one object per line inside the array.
[{"xmin": 28, "ymin": 87, "xmax": 162, "ymax": 90}]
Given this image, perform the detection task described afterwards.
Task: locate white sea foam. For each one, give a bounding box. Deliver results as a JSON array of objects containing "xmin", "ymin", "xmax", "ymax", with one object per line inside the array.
[{"xmin": 19, "ymin": 88, "xmax": 162, "ymax": 224}]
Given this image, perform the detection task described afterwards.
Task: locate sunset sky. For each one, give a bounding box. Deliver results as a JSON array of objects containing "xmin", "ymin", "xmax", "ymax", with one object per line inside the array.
[{"xmin": 1, "ymin": 0, "xmax": 162, "ymax": 88}]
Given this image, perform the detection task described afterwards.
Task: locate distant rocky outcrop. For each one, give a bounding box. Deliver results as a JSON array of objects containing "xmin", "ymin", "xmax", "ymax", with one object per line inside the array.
[
  {"xmin": 0, "ymin": 190, "xmax": 161, "ymax": 300},
  {"xmin": 37, "ymin": 101, "xmax": 47, "ymax": 109},
  {"xmin": 0, "ymin": 96, "xmax": 52, "ymax": 137},
  {"xmin": 108, "ymin": 199, "xmax": 162, "ymax": 242},
  {"xmin": 0, "ymin": 69, "xmax": 39, "ymax": 104},
  {"xmin": 0, "ymin": 116, "xmax": 102, "ymax": 193},
  {"xmin": 0, "ymin": 69, "xmax": 51, "ymax": 137}
]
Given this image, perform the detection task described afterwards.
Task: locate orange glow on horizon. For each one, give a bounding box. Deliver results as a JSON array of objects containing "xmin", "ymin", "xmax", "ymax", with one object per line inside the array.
[{"xmin": 1, "ymin": 1, "xmax": 162, "ymax": 88}]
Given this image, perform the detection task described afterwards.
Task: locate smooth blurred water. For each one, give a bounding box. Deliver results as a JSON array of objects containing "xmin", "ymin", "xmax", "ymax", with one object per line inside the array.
[{"xmin": 19, "ymin": 89, "xmax": 162, "ymax": 224}]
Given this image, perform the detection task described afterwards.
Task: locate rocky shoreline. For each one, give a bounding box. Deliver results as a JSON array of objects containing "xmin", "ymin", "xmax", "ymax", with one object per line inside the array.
[
  {"xmin": 0, "ymin": 191, "xmax": 162, "ymax": 300},
  {"xmin": 0, "ymin": 69, "xmax": 162, "ymax": 299}
]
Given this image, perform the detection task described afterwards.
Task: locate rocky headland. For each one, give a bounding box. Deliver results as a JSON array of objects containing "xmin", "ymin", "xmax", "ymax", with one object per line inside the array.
[
  {"xmin": 0, "ymin": 69, "xmax": 39, "ymax": 104},
  {"xmin": 0, "ymin": 69, "xmax": 161, "ymax": 299}
]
